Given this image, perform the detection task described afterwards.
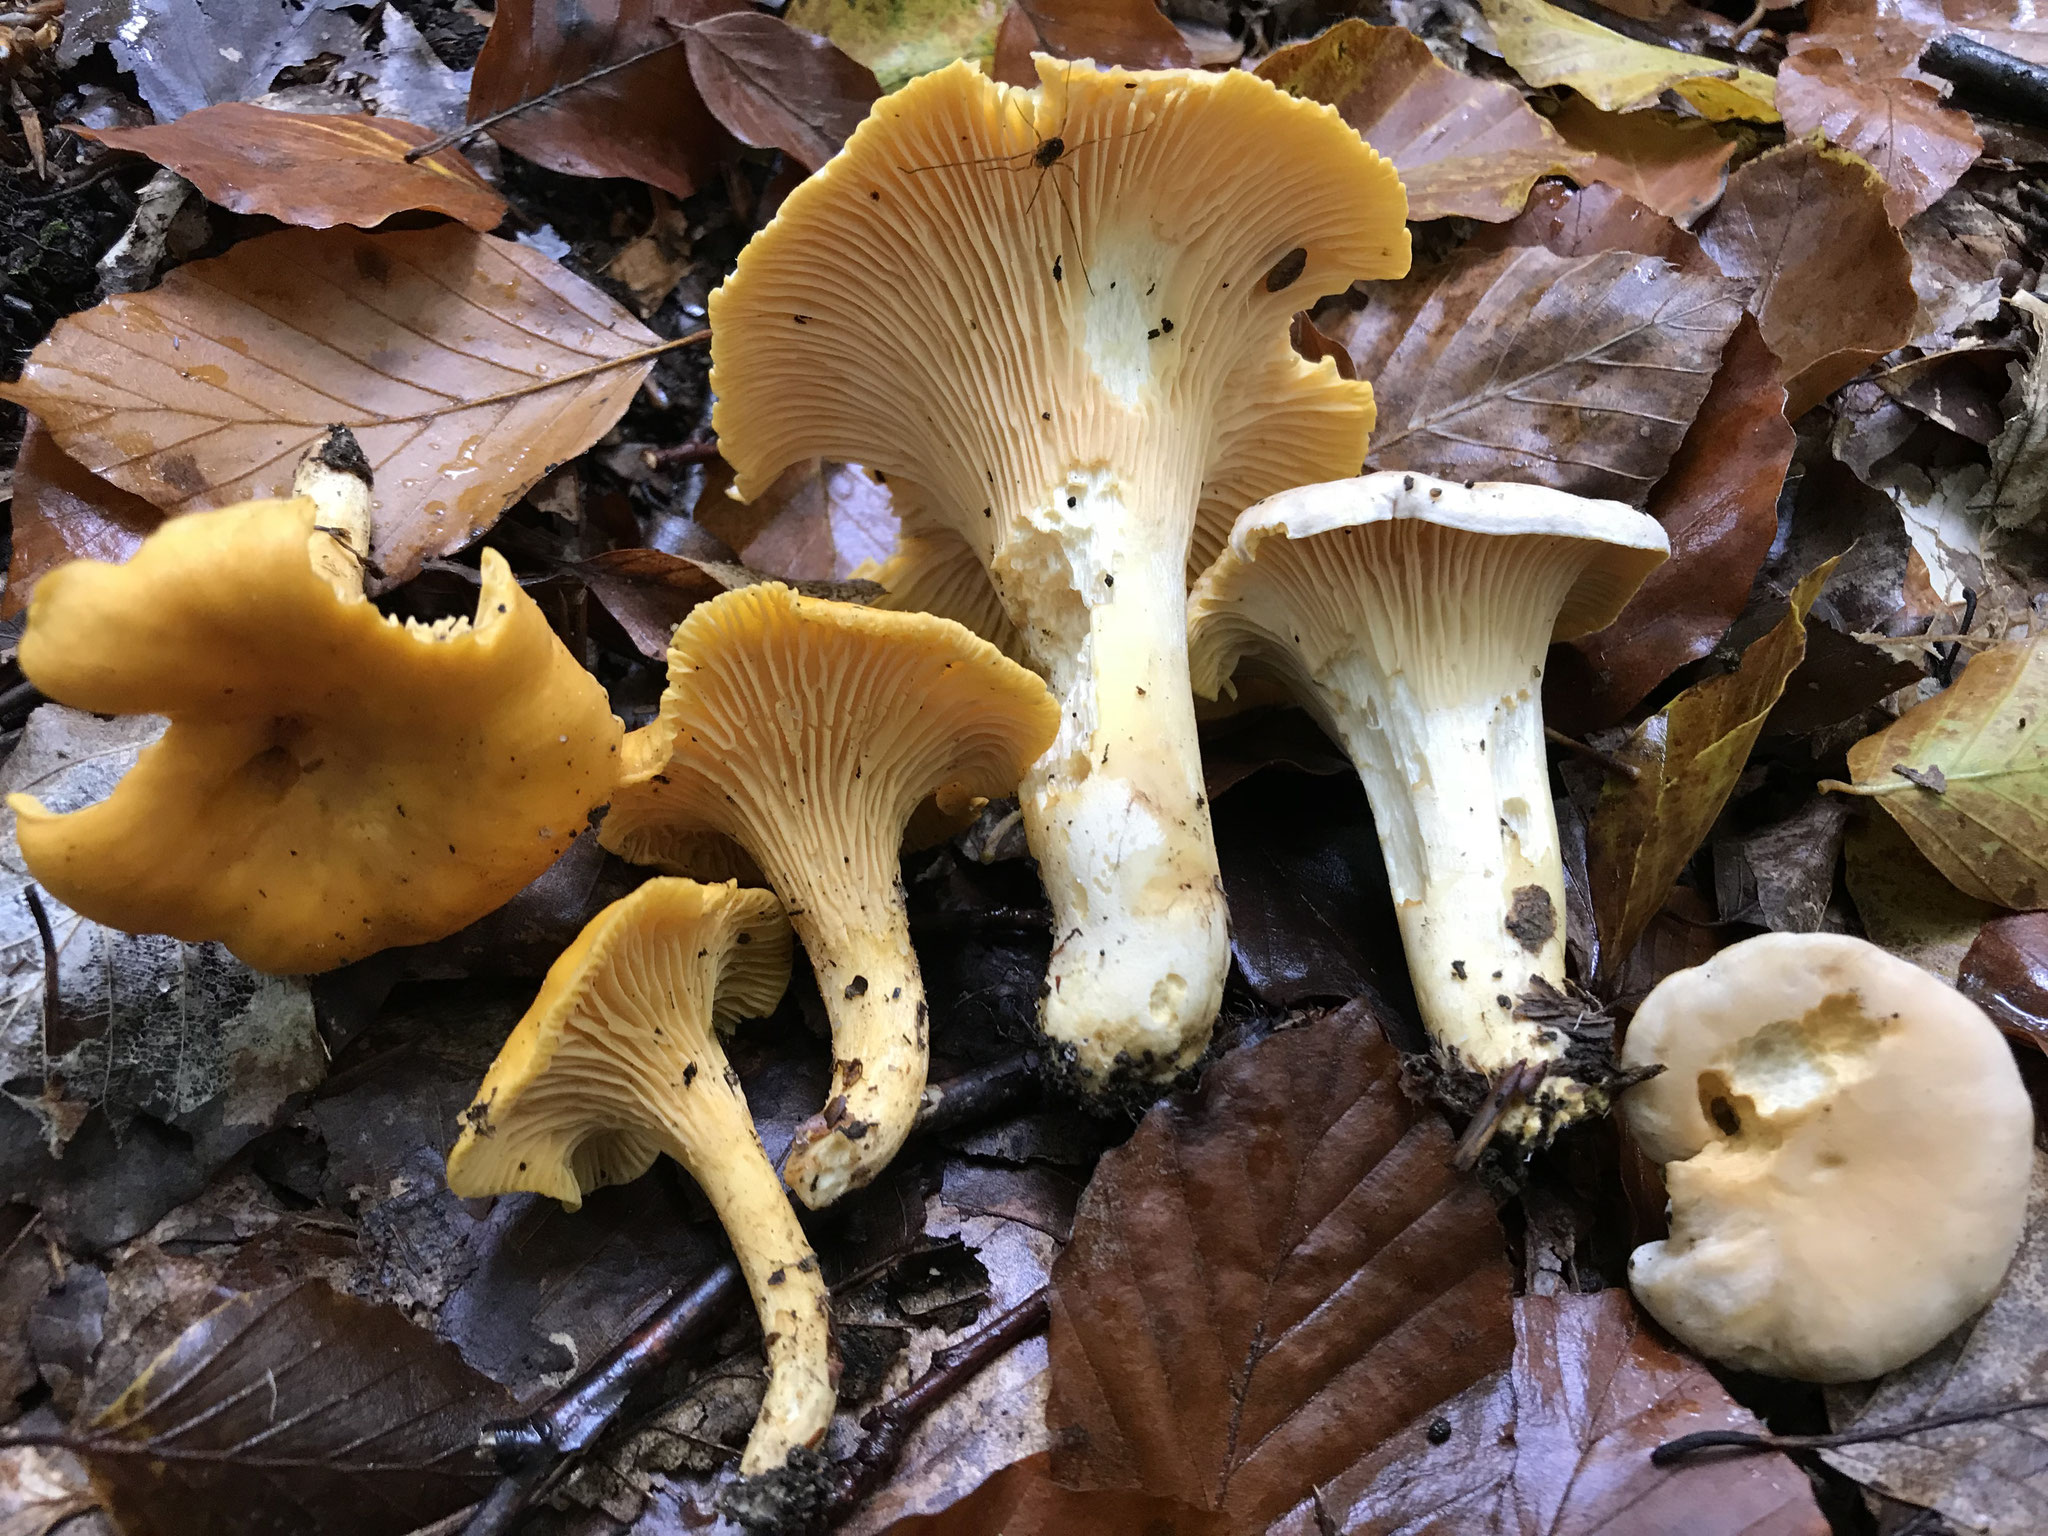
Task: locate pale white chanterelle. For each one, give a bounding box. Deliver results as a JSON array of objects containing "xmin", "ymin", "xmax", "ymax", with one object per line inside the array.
[
  {"xmin": 1620, "ymin": 932, "xmax": 2033, "ymax": 1382},
  {"xmin": 1187, "ymin": 471, "xmax": 1667, "ymax": 1143},
  {"xmin": 706, "ymin": 55, "xmax": 1409, "ymax": 1091}
]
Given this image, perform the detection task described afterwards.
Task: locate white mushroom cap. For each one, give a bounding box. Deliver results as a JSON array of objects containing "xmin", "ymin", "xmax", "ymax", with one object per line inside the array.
[{"xmin": 1620, "ymin": 932, "xmax": 2033, "ymax": 1381}]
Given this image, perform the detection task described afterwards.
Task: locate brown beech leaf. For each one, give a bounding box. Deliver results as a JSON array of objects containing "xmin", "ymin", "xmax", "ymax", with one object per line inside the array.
[
  {"xmin": 1271, "ymin": 1290, "xmax": 1828, "ymax": 1536},
  {"xmin": 1960, "ymin": 909, "xmax": 2048, "ymax": 1051},
  {"xmin": 1823, "ymin": 630, "xmax": 2048, "ymax": 908},
  {"xmin": 3, "ymin": 417, "xmax": 161, "ymax": 620},
  {"xmin": 1255, "ymin": 19, "xmax": 1591, "ymax": 223},
  {"xmin": 1777, "ymin": 47, "xmax": 1982, "ymax": 225},
  {"xmin": 81, "ymin": 1280, "xmax": 514, "ymax": 1536},
  {"xmin": 1697, "ymin": 142, "xmax": 1917, "ymax": 418},
  {"xmin": 696, "ymin": 457, "xmax": 899, "ymax": 580},
  {"xmin": 468, "ymin": 0, "xmax": 745, "ymax": 200},
  {"xmin": 1480, "ymin": 180, "xmax": 1720, "ymax": 276},
  {"xmin": 1588, "ymin": 559, "xmax": 1837, "ymax": 987},
  {"xmin": 1552, "ymin": 314, "xmax": 1791, "ymax": 729},
  {"xmin": 1355, "ymin": 243, "xmax": 1745, "ymax": 505},
  {"xmin": 990, "ymin": 0, "xmax": 1193, "ymax": 87},
  {"xmin": 576, "ymin": 547, "xmax": 746, "ymax": 657},
  {"xmin": 682, "ymin": 12, "xmax": 880, "ymax": 173},
  {"xmin": 1046, "ymin": 1002, "xmax": 1515, "ymax": 1530},
  {"xmin": 1548, "ymin": 96, "xmax": 1734, "ymax": 225},
  {"xmin": 0, "ymin": 224, "xmax": 664, "ymax": 591},
  {"xmin": 879, "ymin": 1452, "xmax": 1222, "ymax": 1536},
  {"xmin": 72, "ymin": 104, "xmax": 507, "ymax": 232}
]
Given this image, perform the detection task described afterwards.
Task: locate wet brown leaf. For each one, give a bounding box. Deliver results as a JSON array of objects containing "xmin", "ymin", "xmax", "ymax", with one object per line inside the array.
[
  {"xmin": 990, "ymin": 0, "xmax": 1193, "ymax": 86},
  {"xmin": 73, "ymin": 104, "xmax": 507, "ymax": 232},
  {"xmin": 2, "ymin": 418, "xmax": 160, "ymax": 621},
  {"xmin": 468, "ymin": 0, "xmax": 744, "ymax": 200},
  {"xmin": 576, "ymin": 547, "xmax": 745, "ymax": 658},
  {"xmin": 0, "ymin": 1437, "xmax": 97, "ymax": 1536},
  {"xmin": 1, "ymin": 224, "xmax": 663, "ymax": 591},
  {"xmin": 880, "ymin": 1452, "xmax": 1221, "ymax": 1535},
  {"xmin": 696, "ymin": 456, "xmax": 899, "ymax": 581},
  {"xmin": 1589, "ymin": 559, "xmax": 1838, "ymax": 988},
  {"xmin": 1256, "ymin": 19, "xmax": 1590, "ymax": 223},
  {"xmin": 1777, "ymin": 47, "xmax": 1982, "ymax": 225},
  {"xmin": 1847, "ymin": 809, "xmax": 2001, "ymax": 983},
  {"xmin": 1697, "ymin": 143, "xmax": 1917, "ymax": 418},
  {"xmin": 1548, "ymin": 97, "xmax": 1734, "ymax": 226},
  {"xmin": 1960, "ymin": 909, "xmax": 2048, "ymax": 1050},
  {"xmin": 682, "ymin": 12, "xmax": 880, "ymax": 173},
  {"xmin": 1354, "ymin": 243, "xmax": 1745, "ymax": 505},
  {"xmin": 1046, "ymin": 1004, "xmax": 1514, "ymax": 1530},
  {"xmin": 1554, "ymin": 315, "xmax": 1791, "ymax": 729},
  {"xmin": 1273, "ymin": 1289, "xmax": 1828, "ymax": 1536},
  {"xmin": 1826, "ymin": 630, "xmax": 2048, "ymax": 908}
]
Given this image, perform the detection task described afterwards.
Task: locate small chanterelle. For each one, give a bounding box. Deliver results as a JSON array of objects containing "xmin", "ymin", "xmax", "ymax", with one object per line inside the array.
[{"xmin": 1620, "ymin": 932, "xmax": 2033, "ymax": 1382}]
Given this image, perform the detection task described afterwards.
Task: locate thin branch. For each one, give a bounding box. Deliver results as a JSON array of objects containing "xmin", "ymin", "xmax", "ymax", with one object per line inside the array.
[
  {"xmin": 1653, "ymin": 1396, "xmax": 2048, "ymax": 1466},
  {"xmin": 403, "ymin": 33, "xmax": 687, "ymax": 163},
  {"xmin": 1544, "ymin": 726, "xmax": 1640, "ymax": 783}
]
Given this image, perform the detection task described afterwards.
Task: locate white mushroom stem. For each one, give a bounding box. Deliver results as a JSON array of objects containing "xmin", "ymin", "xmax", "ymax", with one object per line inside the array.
[{"xmin": 291, "ymin": 428, "xmax": 373, "ymax": 600}]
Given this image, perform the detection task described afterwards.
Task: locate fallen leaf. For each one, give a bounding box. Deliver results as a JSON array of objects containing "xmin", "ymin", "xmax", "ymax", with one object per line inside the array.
[
  {"xmin": 1480, "ymin": 0, "xmax": 1780, "ymax": 120},
  {"xmin": 0, "ymin": 1437, "xmax": 97, "ymax": 1536},
  {"xmin": 1275, "ymin": 1289, "xmax": 1828, "ymax": 1535},
  {"xmin": 72, "ymin": 104, "xmax": 507, "ymax": 232},
  {"xmin": 1256, "ymin": 20, "xmax": 1591, "ymax": 223},
  {"xmin": 1959, "ymin": 909, "xmax": 2048, "ymax": 1050},
  {"xmin": 82, "ymin": 1280, "xmax": 514, "ymax": 1536},
  {"xmin": 1973, "ymin": 291, "xmax": 2048, "ymax": 532},
  {"xmin": 990, "ymin": 0, "xmax": 1194, "ymax": 86},
  {"xmin": 1802, "ymin": 0, "xmax": 2048, "ymax": 75},
  {"xmin": 344, "ymin": 5, "xmax": 475, "ymax": 136},
  {"xmin": 878, "ymin": 1451, "xmax": 1219, "ymax": 1535},
  {"xmin": 3, "ymin": 419, "xmax": 161, "ymax": 621},
  {"xmin": 1777, "ymin": 47, "xmax": 1982, "ymax": 225},
  {"xmin": 1481, "ymin": 179, "xmax": 1721, "ymax": 275},
  {"xmin": 102, "ymin": 0, "xmax": 361, "ymax": 121},
  {"xmin": 468, "ymin": 0, "xmax": 744, "ymax": 201},
  {"xmin": 695, "ymin": 457, "xmax": 899, "ymax": 581},
  {"xmin": 1, "ymin": 224, "xmax": 664, "ymax": 591},
  {"xmin": 1554, "ymin": 314, "xmax": 1791, "ymax": 729},
  {"xmin": 682, "ymin": 12, "xmax": 881, "ymax": 173},
  {"xmin": 1354, "ymin": 244, "xmax": 1745, "ymax": 504},
  {"xmin": 1697, "ymin": 142, "xmax": 1918, "ymax": 418},
  {"xmin": 1589, "ymin": 560, "xmax": 1838, "ymax": 987},
  {"xmin": 577, "ymin": 547, "xmax": 745, "ymax": 657},
  {"xmin": 1825, "ymin": 630, "xmax": 2048, "ymax": 908},
  {"xmin": 1904, "ymin": 185, "xmax": 2018, "ymax": 352},
  {"xmin": 1853, "ymin": 811, "xmax": 2003, "ymax": 984},
  {"xmin": 1712, "ymin": 796, "xmax": 1852, "ymax": 932},
  {"xmin": 1762, "ymin": 610, "xmax": 1924, "ymax": 736},
  {"xmin": 1876, "ymin": 345, "xmax": 2013, "ymax": 444},
  {"xmin": 604, "ymin": 194, "xmax": 695, "ymax": 316},
  {"xmin": 786, "ymin": 0, "xmax": 1002, "ymax": 91},
  {"xmin": 1822, "ymin": 1150, "xmax": 2048, "ymax": 1536},
  {"xmin": 1046, "ymin": 1003, "xmax": 1514, "ymax": 1529},
  {"xmin": 1548, "ymin": 97, "xmax": 1733, "ymax": 225}
]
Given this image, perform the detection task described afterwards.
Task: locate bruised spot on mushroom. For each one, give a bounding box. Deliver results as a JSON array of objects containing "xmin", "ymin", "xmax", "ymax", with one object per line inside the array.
[{"xmin": 1505, "ymin": 885, "xmax": 1556, "ymax": 952}]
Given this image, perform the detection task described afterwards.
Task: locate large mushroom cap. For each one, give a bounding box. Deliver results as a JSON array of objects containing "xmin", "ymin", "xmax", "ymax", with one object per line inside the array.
[
  {"xmin": 8, "ymin": 496, "xmax": 622, "ymax": 974},
  {"xmin": 1620, "ymin": 932, "xmax": 2033, "ymax": 1382}
]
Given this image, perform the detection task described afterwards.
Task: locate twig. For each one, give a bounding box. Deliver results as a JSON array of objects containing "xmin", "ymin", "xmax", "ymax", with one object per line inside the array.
[
  {"xmin": 24, "ymin": 885, "xmax": 58, "ymax": 1056},
  {"xmin": 1543, "ymin": 726, "xmax": 1640, "ymax": 783},
  {"xmin": 0, "ymin": 677, "xmax": 47, "ymax": 728},
  {"xmin": 1652, "ymin": 1396, "xmax": 2048, "ymax": 1465},
  {"xmin": 403, "ymin": 33, "xmax": 687, "ymax": 163},
  {"xmin": 1936, "ymin": 588, "xmax": 1978, "ymax": 686},
  {"xmin": 642, "ymin": 435, "xmax": 720, "ymax": 470},
  {"xmin": 1921, "ymin": 34, "xmax": 2048, "ymax": 127},
  {"xmin": 1450, "ymin": 1058, "xmax": 1544, "ymax": 1172}
]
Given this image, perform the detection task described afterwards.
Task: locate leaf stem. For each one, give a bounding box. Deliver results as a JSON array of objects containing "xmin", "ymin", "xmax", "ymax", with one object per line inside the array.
[
  {"xmin": 1652, "ymin": 1395, "xmax": 2048, "ymax": 1465},
  {"xmin": 378, "ymin": 329, "xmax": 709, "ymax": 426},
  {"xmin": 402, "ymin": 32, "xmax": 688, "ymax": 163}
]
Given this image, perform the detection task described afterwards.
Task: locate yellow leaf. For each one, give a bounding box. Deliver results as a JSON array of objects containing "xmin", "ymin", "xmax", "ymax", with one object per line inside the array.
[
  {"xmin": 1480, "ymin": 0, "xmax": 1780, "ymax": 122},
  {"xmin": 786, "ymin": 0, "xmax": 1000, "ymax": 91}
]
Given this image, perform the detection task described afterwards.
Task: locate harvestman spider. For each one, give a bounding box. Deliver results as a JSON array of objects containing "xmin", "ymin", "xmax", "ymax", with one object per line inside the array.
[{"xmin": 902, "ymin": 62, "xmax": 1152, "ymax": 294}]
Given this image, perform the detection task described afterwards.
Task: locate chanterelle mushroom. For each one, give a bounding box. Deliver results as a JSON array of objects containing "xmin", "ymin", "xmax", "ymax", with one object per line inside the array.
[
  {"xmin": 708, "ymin": 56, "xmax": 1408, "ymax": 1092},
  {"xmin": 1187, "ymin": 471, "xmax": 1667, "ymax": 1145},
  {"xmin": 1619, "ymin": 932, "xmax": 2032, "ymax": 1382},
  {"xmin": 446, "ymin": 878, "xmax": 832, "ymax": 1471},
  {"xmin": 600, "ymin": 583, "xmax": 1056, "ymax": 1207},
  {"xmin": 8, "ymin": 442, "xmax": 621, "ymax": 975}
]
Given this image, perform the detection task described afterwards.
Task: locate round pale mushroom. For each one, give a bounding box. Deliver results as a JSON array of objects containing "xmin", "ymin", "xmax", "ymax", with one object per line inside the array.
[
  {"xmin": 8, "ymin": 490, "xmax": 622, "ymax": 975},
  {"xmin": 1188, "ymin": 471, "xmax": 1667, "ymax": 1147},
  {"xmin": 600, "ymin": 582, "xmax": 1057, "ymax": 1208},
  {"xmin": 446, "ymin": 878, "xmax": 832, "ymax": 1473},
  {"xmin": 709, "ymin": 55, "xmax": 1409, "ymax": 1093},
  {"xmin": 1620, "ymin": 932, "xmax": 2033, "ymax": 1382}
]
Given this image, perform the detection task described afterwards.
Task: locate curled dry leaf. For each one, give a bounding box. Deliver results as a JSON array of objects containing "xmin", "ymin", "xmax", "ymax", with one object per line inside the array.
[
  {"xmin": 990, "ymin": 0, "xmax": 1193, "ymax": 86},
  {"xmin": 1255, "ymin": 19, "xmax": 1592, "ymax": 224},
  {"xmin": 1479, "ymin": 0, "xmax": 1780, "ymax": 120},
  {"xmin": 3, "ymin": 418, "xmax": 160, "ymax": 621},
  {"xmin": 1273, "ymin": 1289, "xmax": 1828, "ymax": 1536},
  {"xmin": 468, "ymin": 0, "xmax": 745, "ymax": 200},
  {"xmin": 1697, "ymin": 142, "xmax": 1918, "ymax": 418},
  {"xmin": 1776, "ymin": 47, "xmax": 1982, "ymax": 226},
  {"xmin": 682, "ymin": 12, "xmax": 881, "ymax": 173},
  {"xmin": 72, "ymin": 104, "xmax": 507, "ymax": 233},
  {"xmin": 1046, "ymin": 1002, "xmax": 1514, "ymax": 1530},
  {"xmin": 1974, "ymin": 290, "xmax": 2048, "ymax": 533},
  {"xmin": 1824, "ymin": 630, "xmax": 2048, "ymax": 909},
  {"xmin": 1351, "ymin": 243, "xmax": 1745, "ymax": 505},
  {"xmin": 0, "ymin": 224, "xmax": 664, "ymax": 591},
  {"xmin": 1588, "ymin": 559, "xmax": 1838, "ymax": 988},
  {"xmin": 1548, "ymin": 96, "xmax": 1734, "ymax": 226},
  {"xmin": 81, "ymin": 1280, "xmax": 515, "ymax": 1536}
]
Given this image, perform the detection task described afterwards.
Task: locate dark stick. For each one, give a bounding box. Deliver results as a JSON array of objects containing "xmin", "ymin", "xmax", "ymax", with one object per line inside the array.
[
  {"xmin": 1936, "ymin": 588, "xmax": 1978, "ymax": 687},
  {"xmin": 1543, "ymin": 726, "xmax": 1641, "ymax": 783},
  {"xmin": 642, "ymin": 436, "xmax": 721, "ymax": 470},
  {"xmin": 1450, "ymin": 1059, "xmax": 1543, "ymax": 1172},
  {"xmin": 1652, "ymin": 1395, "xmax": 2048, "ymax": 1466},
  {"xmin": 1921, "ymin": 34, "xmax": 2048, "ymax": 127},
  {"xmin": 0, "ymin": 677, "xmax": 47, "ymax": 729},
  {"xmin": 403, "ymin": 34, "xmax": 685, "ymax": 163},
  {"xmin": 24, "ymin": 886, "xmax": 58, "ymax": 1051}
]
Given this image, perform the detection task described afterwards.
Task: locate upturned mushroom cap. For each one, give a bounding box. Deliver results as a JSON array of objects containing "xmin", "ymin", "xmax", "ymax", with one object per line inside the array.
[
  {"xmin": 859, "ymin": 526, "xmax": 1024, "ymax": 662},
  {"xmin": 446, "ymin": 878, "xmax": 832, "ymax": 1473},
  {"xmin": 1188, "ymin": 472, "xmax": 1667, "ymax": 1145},
  {"xmin": 9, "ymin": 496, "xmax": 622, "ymax": 974},
  {"xmin": 601, "ymin": 582, "xmax": 1057, "ymax": 1206},
  {"xmin": 1620, "ymin": 933, "xmax": 2032, "ymax": 1382},
  {"xmin": 710, "ymin": 55, "xmax": 1408, "ymax": 1092}
]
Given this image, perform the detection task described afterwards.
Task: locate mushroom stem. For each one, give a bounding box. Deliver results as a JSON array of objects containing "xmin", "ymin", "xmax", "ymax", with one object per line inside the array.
[{"xmin": 291, "ymin": 426, "xmax": 373, "ymax": 601}]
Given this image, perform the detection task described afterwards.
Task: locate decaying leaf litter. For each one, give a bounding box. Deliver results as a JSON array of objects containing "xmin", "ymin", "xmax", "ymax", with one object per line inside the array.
[{"xmin": 5, "ymin": 0, "xmax": 2048, "ymax": 1532}]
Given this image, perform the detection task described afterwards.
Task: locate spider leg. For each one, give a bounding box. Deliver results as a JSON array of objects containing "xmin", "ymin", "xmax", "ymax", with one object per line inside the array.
[
  {"xmin": 1050, "ymin": 162, "xmax": 1095, "ymax": 296},
  {"xmin": 903, "ymin": 145, "xmax": 1039, "ymax": 174}
]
